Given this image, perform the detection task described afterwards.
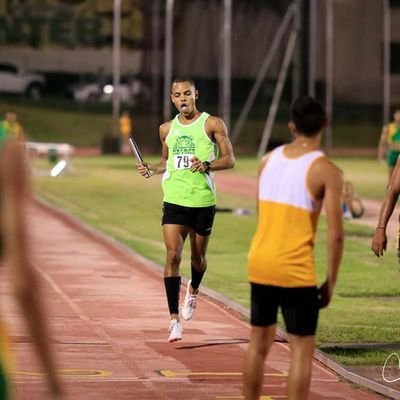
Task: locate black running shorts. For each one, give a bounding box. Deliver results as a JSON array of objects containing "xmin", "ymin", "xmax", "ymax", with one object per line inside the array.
[
  {"xmin": 250, "ymin": 283, "xmax": 319, "ymax": 336},
  {"xmin": 161, "ymin": 202, "xmax": 216, "ymax": 236}
]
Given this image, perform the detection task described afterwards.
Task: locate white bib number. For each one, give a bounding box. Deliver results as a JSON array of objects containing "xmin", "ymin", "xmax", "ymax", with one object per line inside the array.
[{"xmin": 173, "ymin": 154, "xmax": 192, "ymax": 170}]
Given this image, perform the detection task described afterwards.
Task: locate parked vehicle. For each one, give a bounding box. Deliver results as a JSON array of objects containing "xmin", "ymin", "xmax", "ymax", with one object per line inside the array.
[
  {"xmin": 69, "ymin": 76, "xmax": 149, "ymax": 105},
  {"xmin": 0, "ymin": 63, "xmax": 46, "ymax": 100}
]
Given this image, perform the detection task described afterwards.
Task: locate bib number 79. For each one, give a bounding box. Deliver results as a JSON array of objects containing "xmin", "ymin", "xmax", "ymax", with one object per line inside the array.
[{"xmin": 174, "ymin": 154, "xmax": 191, "ymax": 170}]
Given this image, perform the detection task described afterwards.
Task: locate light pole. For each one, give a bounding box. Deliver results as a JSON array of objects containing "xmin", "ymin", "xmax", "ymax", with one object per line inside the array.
[
  {"xmin": 383, "ymin": 0, "xmax": 391, "ymax": 126},
  {"xmin": 308, "ymin": 0, "xmax": 317, "ymax": 97},
  {"xmin": 152, "ymin": 0, "xmax": 161, "ymax": 130},
  {"xmin": 163, "ymin": 0, "xmax": 174, "ymax": 122},
  {"xmin": 112, "ymin": 0, "xmax": 122, "ymax": 127},
  {"xmin": 220, "ymin": 0, "xmax": 232, "ymax": 131},
  {"xmin": 325, "ymin": 0, "xmax": 334, "ymax": 153}
]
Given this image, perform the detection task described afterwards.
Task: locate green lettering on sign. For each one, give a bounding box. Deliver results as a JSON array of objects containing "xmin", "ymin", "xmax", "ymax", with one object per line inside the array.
[
  {"xmin": 77, "ymin": 17, "xmax": 101, "ymax": 46},
  {"xmin": 26, "ymin": 18, "xmax": 46, "ymax": 48},
  {"xmin": 50, "ymin": 18, "xmax": 75, "ymax": 47},
  {"xmin": 0, "ymin": 17, "xmax": 21, "ymax": 43}
]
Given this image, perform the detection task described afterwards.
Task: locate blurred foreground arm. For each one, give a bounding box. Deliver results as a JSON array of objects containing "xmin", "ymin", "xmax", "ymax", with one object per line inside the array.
[
  {"xmin": 1, "ymin": 140, "xmax": 62, "ymax": 398},
  {"xmin": 371, "ymin": 157, "xmax": 400, "ymax": 257}
]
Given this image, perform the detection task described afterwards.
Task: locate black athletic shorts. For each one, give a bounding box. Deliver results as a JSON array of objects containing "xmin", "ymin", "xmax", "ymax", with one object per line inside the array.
[
  {"xmin": 250, "ymin": 283, "xmax": 319, "ymax": 336},
  {"xmin": 161, "ymin": 202, "xmax": 216, "ymax": 236}
]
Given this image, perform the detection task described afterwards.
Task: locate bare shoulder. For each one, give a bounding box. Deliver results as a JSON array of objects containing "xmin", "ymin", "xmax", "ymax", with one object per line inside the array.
[
  {"xmin": 205, "ymin": 115, "xmax": 227, "ymax": 134},
  {"xmin": 260, "ymin": 151, "xmax": 271, "ymax": 167},
  {"xmin": 307, "ymin": 156, "xmax": 342, "ymax": 200},
  {"xmin": 311, "ymin": 156, "xmax": 342, "ymax": 182},
  {"xmin": 159, "ymin": 120, "xmax": 172, "ymax": 139}
]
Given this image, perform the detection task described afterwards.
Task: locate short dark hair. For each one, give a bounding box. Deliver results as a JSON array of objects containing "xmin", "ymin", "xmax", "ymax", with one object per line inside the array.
[
  {"xmin": 171, "ymin": 77, "xmax": 196, "ymax": 89},
  {"xmin": 291, "ymin": 96, "xmax": 326, "ymax": 136}
]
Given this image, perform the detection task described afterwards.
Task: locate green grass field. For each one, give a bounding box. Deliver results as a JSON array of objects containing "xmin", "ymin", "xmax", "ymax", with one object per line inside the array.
[
  {"xmin": 32, "ymin": 155, "xmax": 400, "ymax": 368},
  {"xmin": 12, "ymin": 98, "xmax": 396, "ymax": 368},
  {"xmin": 0, "ymin": 99, "xmax": 382, "ymax": 150}
]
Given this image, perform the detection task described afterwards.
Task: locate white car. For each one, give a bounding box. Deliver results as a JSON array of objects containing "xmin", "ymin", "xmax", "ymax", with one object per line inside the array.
[
  {"xmin": 0, "ymin": 63, "xmax": 45, "ymax": 100},
  {"xmin": 70, "ymin": 78, "xmax": 144, "ymax": 104}
]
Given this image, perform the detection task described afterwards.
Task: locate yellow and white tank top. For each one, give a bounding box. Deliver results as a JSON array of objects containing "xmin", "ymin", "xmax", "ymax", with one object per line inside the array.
[{"xmin": 247, "ymin": 145, "xmax": 325, "ymax": 287}]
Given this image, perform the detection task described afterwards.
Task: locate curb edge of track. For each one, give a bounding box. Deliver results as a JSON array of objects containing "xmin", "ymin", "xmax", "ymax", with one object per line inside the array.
[{"xmin": 33, "ymin": 196, "xmax": 400, "ymax": 400}]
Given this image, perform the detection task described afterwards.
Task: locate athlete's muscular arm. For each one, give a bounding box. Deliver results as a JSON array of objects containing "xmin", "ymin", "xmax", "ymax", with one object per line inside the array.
[
  {"xmin": 309, "ymin": 158, "xmax": 344, "ymax": 308},
  {"xmin": 191, "ymin": 116, "xmax": 235, "ymax": 173},
  {"xmin": 1, "ymin": 140, "xmax": 62, "ymax": 398},
  {"xmin": 371, "ymin": 157, "xmax": 400, "ymax": 257},
  {"xmin": 137, "ymin": 121, "xmax": 170, "ymax": 176}
]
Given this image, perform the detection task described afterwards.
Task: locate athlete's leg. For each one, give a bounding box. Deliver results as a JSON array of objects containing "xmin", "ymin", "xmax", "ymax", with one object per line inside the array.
[
  {"xmin": 286, "ymin": 334, "xmax": 315, "ymax": 400},
  {"xmin": 281, "ymin": 286, "xmax": 318, "ymax": 399},
  {"xmin": 187, "ymin": 204, "xmax": 215, "ymax": 293},
  {"xmin": 242, "ymin": 325, "xmax": 276, "ymax": 400},
  {"xmin": 163, "ymin": 224, "xmax": 189, "ymax": 320},
  {"xmin": 181, "ymin": 231, "xmax": 210, "ymax": 321},
  {"xmin": 243, "ymin": 284, "xmax": 279, "ymax": 399},
  {"xmin": 163, "ymin": 224, "xmax": 189, "ymax": 276},
  {"xmin": 188, "ymin": 231, "xmax": 211, "ymax": 292}
]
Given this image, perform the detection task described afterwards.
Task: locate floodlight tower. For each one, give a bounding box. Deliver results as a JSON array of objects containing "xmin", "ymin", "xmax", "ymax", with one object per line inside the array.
[
  {"xmin": 163, "ymin": 0, "xmax": 174, "ymax": 121},
  {"xmin": 112, "ymin": 0, "xmax": 121, "ymax": 124},
  {"xmin": 293, "ymin": 0, "xmax": 311, "ymax": 97}
]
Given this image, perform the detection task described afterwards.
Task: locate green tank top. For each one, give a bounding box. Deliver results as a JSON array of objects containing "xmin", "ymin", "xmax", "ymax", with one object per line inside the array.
[
  {"xmin": 387, "ymin": 123, "xmax": 400, "ymax": 145},
  {"xmin": 0, "ymin": 122, "xmax": 11, "ymax": 147},
  {"xmin": 162, "ymin": 112, "xmax": 218, "ymax": 207}
]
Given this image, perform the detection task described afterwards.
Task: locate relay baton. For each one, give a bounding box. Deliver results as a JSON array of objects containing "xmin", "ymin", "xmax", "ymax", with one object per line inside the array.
[{"xmin": 128, "ymin": 137, "xmax": 151, "ymax": 178}]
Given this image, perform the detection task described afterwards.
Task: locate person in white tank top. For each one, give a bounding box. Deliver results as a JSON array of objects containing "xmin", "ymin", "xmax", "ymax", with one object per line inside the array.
[{"xmin": 243, "ymin": 96, "xmax": 344, "ymax": 400}]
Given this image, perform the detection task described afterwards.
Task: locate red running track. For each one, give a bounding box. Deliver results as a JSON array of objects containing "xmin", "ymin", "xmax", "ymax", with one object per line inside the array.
[{"xmin": 3, "ymin": 200, "xmax": 385, "ymax": 400}]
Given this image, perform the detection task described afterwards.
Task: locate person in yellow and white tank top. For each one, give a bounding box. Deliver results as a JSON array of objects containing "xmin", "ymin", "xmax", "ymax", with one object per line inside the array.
[{"xmin": 243, "ymin": 96, "xmax": 344, "ymax": 400}]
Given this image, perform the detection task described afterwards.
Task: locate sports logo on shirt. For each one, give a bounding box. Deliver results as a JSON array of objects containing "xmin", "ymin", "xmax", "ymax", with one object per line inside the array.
[{"xmin": 173, "ymin": 136, "xmax": 195, "ymax": 170}]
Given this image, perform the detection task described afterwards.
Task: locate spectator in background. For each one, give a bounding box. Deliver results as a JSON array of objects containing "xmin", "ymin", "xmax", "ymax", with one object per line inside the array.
[
  {"xmin": 0, "ymin": 135, "xmax": 62, "ymax": 398},
  {"xmin": 119, "ymin": 110, "xmax": 132, "ymax": 147},
  {"xmin": 378, "ymin": 108, "xmax": 400, "ymax": 181},
  {"xmin": 2, "ymin": 112, "xmax": 24, "ymax": 141},
  {"xmin": 243, "ymin": 96, "xmax": 344, "ymax": 400},
  {"xmin": 341, "ymin": 176, "xmax": 364, "ymax": 220},
  {"xmin": 372, "ymin": 155, "xmax": 400, "ymax": 258}
]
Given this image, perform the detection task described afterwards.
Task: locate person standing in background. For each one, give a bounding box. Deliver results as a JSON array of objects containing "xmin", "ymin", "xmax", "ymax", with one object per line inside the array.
[
  {"xmin": 243, "ymin": 96, "xmax": 344, "ymax": 400},
  {"xmin": 2, "ymin": 112, "xmax": 24, "ymax": 141},
  {"xmin": 119, "ymin": 110, "xmax": 132, "ymax": 152},
  {"xmin": 371, "ymin": 154, "xmax": 400, "ymax": 259},
  {"xmin": 378, "ymin": 108, "xmax": 400, "ymax": 181}
]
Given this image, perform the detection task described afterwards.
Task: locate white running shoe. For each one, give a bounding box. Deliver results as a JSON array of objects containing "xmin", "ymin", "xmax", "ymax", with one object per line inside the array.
[
  {"xmin": 182, "ymin": 281, "xmax": 198, "ymax": 321},
  {"xmin": 168, "ymin": 319, "xmax": 183, "ymax": 343}
]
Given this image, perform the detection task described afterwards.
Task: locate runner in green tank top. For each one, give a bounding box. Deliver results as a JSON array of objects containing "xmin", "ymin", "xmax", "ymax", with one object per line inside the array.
[
  {"xmin": 137, "ymin": 77, "xmax": 235, "ymax": 342},
  {"xmin": 378, "ymin": 107, "xmax": 400, "ymax": 181},
  {"xmin": 162, "ymin": 111, "xmax": 218, "ymax": 207},
  {"xmin": 0, "ymin": 137, "xmax": 62, "ymax": 398}
]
